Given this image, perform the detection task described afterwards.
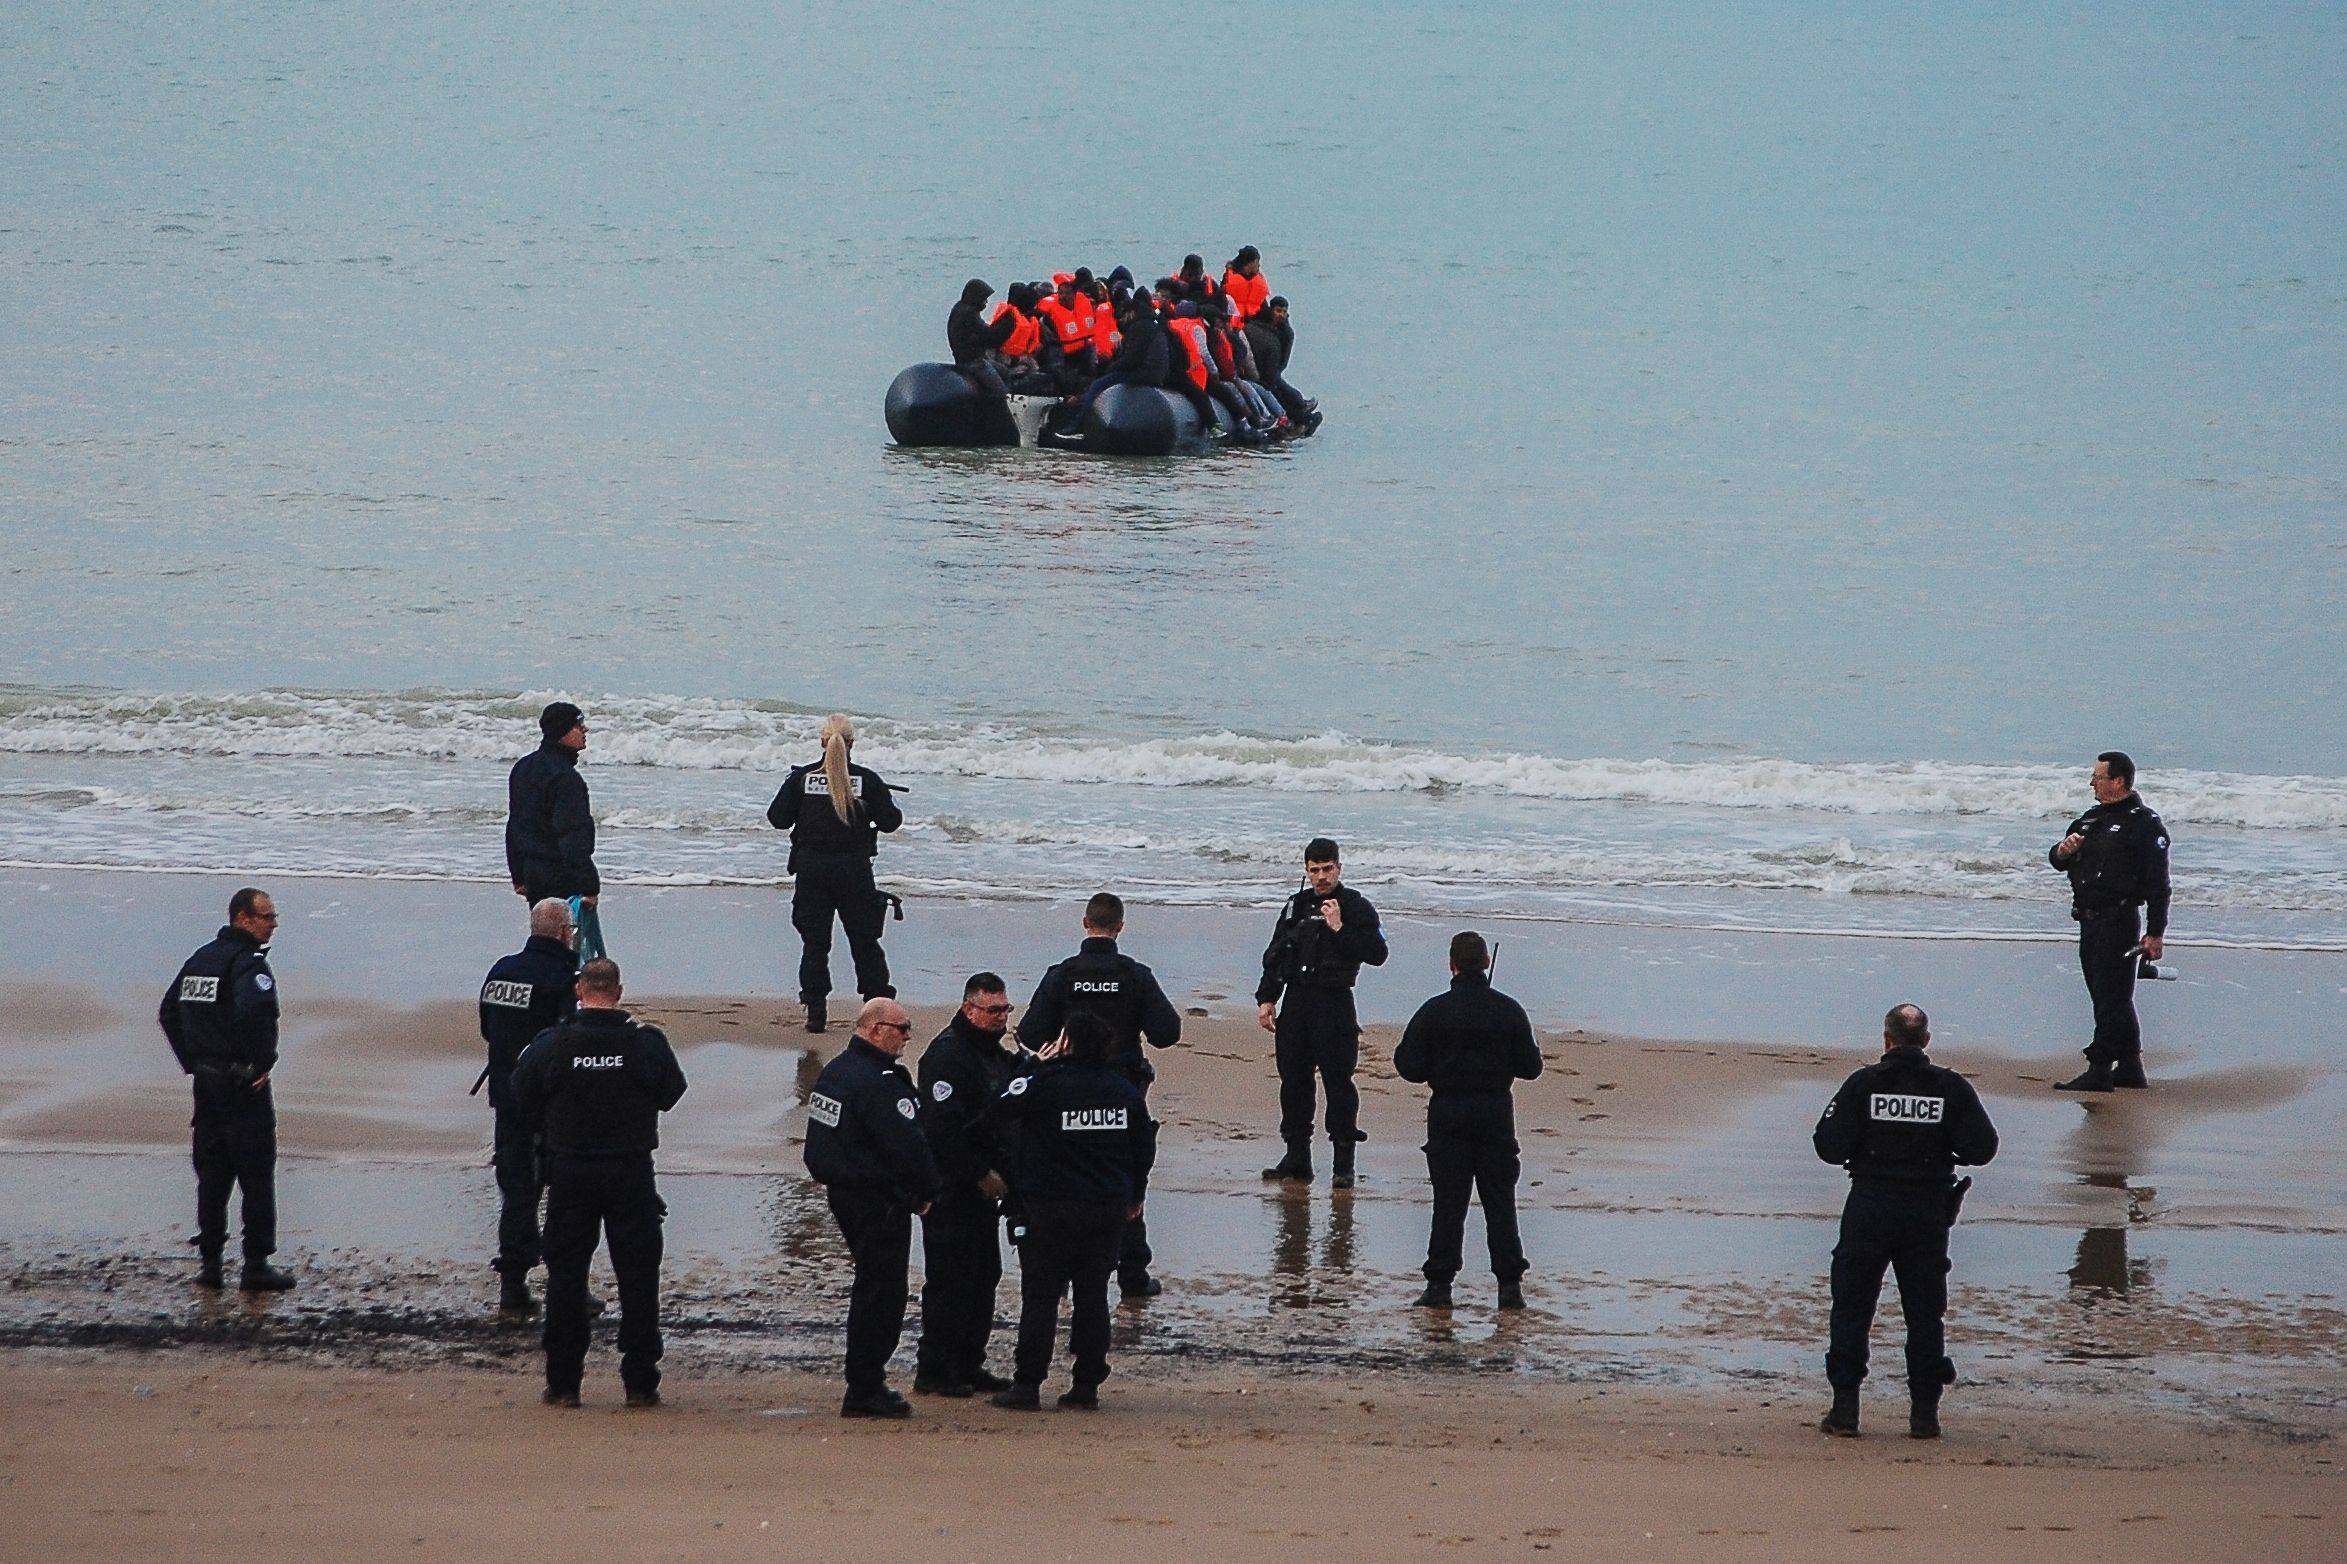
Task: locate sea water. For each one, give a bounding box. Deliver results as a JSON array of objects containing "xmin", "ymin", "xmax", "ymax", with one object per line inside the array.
[{"xmin": 2, "ymin": 1, "xmax": 2341, "ymax": 948}]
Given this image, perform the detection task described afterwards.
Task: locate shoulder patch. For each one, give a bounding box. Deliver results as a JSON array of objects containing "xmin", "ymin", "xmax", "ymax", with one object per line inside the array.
[
  {"xmin": 896, "ymin": 1097, "xmax": 918, "ymax": 1120},
  {"xmin": 1006, "ymin": 1076, "xmax": 1030, "ymax": 1096},
  {"xmin": 807, "ymin": 1092, "xmax": 842, "ymax": 1128},
  {"xmin": 2156, "ymin": 836, "xmax": 2167, "ymax": 849},
  {"xmin": 253, "ymin": 973, "xmax": 274, "ymax": 993},
  {"xmin": 932, "ymin": 1079, "xmax": 954, "ymax": 1102}
]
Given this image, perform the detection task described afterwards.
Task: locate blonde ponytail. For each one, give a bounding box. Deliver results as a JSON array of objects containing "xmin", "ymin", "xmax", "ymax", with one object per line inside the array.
[{"xmin": 820, "ymin": 713, "xmax": 861, "ymax": 827}]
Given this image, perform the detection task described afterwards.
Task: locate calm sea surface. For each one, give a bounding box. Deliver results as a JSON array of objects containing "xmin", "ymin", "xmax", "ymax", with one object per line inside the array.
[{"xmin": 2, "ymin": 2, "xmax": 2341, "ymax": 943}]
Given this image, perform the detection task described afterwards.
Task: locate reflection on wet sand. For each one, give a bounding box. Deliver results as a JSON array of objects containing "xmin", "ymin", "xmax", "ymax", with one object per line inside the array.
[
  {"xmin": 2060, "ymin": 1102, "xmax": 2161, "ymax": 1301},
  {"xmin": 1269, "ymin": 1188, "xmax": 1357, "ymax": 1309}
]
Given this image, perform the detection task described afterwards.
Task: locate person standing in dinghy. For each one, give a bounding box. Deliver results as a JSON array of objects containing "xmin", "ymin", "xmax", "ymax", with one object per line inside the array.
[{"xmin": 768, "ymin": 714, "xmax": 905, "ymax": 1034}]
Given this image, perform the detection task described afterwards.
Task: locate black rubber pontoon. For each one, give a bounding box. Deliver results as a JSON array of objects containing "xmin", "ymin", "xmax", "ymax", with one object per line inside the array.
[{"xmin": 884, "ymin": 363, "xmax": 1020, "ymax": 447}]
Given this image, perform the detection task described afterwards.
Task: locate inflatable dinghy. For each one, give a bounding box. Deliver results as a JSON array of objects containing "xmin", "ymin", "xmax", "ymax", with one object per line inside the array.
[{"xmin": 885, "ymin": 363, "xmax": 1235, "ymax": 456}]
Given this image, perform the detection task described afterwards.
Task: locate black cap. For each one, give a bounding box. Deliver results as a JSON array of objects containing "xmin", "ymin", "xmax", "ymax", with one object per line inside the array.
[{"xmin": 539, "ymin": 701, "xmax": 584, "ymax": 740}]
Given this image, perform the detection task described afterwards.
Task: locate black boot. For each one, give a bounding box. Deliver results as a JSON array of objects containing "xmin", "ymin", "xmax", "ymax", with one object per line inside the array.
[
  {"xmin": 1330, "ymin": 1141, "xmax": 1356, "ymax": 1190},
  {"xmin": 1412, "ymin": 1280, "xmax": 1454, "ymax": 1310},
  {"xmin": 498, "ymin": 1268, "xmax": 538, "ymax": 1319},
  {"xmin": 840, "ymin": 1386, "xmax": 911, "ymax": 1419},
  {"xmin": 2111, "ymin": 1058, "xmax": 2149, "ymax": 1089},
  {"xmin": 804, "ymin": 998, "xmax": 827, "ymax": 1035},
  {"xmin": 1820, "ymin": 1387, "xmax": 1860, "ymax": 1437},
  {"xmin": 1496, "ymin": 1279, "xmax": 1527, "ymax": 1311},
  {"xmin": 989, "ymin": 1383, "xmax": 1042, "ymax": 1411},
  {"xmin": 1909, "ymin": 1396, "xmax": 1941, "ymax": 1439},
  {"xmin": 197, "ymin": 1252, "xmax": 225, "ymax": 1290},
  {"xmin": 239, "ymin": 1262, "xmax": 296, "ymax": 1293},
  {"xmin": 1261, "ymin": 1142, "xmax": 1313, "ymax": 1183},
  {"xmin": 2055, "ymin": 1061, "xmax": 2115, "ymax": 1092}
]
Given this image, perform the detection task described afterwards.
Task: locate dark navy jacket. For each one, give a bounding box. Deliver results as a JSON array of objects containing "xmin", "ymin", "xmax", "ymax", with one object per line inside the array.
[
  {"xmin": 159, "ymin": 925, "xmax": 280, "ymax": 1080},
  {"xmin": 990, "ymin": 1058, "xmax": 1156, "ymax": 1208},
  {"xmin": 1255, "ymin": 883, "xmax": 1388, "ymax": 1005},
  {"xmin": 916, "ymin": 1013, "xmax": 1029, "ymax": 1209},
  {"xmin": 766, "ymin": 761, "xmax": 904, "ymax": 869},
  {"xmin": 508, "ymin": 1008, "xmax": 686, "ymax": 1160},
  {"xmin": 506, "ymin": 743, "xmax": 599, "ymax": 897},
  {"xmin": 2051, "ymin": 794, "xmax": 2172, "ymax": 936},
  {"xmin": 1813, "ymin": 1046, "xmax": 1999, "ymax": 1189},
  {"xmin": 478, "ymin": 934, "xmax": 578, "ymax": 1109},
  {"xmin": 1018, "ymin": 936, "xmax": 1182, "ymax": 1083},
  {"xmin": 1392, "ymin": 973, "xmax": 1541, "ymax": 1098},
  {"xmin": 803, "ymin": 1036, "xmax": 940, "ymax": 1207}
]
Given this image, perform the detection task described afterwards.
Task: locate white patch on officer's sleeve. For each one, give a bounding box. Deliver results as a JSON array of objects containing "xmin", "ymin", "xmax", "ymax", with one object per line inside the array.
[
  {"xmin": 1006, "ymin": 1076, "xmax": 1030, "ymax": 1096},
  {"xmin": 1821, "ymin": 1100, "xmax": 1837, "ymax": 1119},
  {"xmin": 896, "ymin": 1097, "xmax": 917, "ymax": 1120},
  {"xmin": 932, "ymin": 1079, "xmax": 954, "ymax": 1102},
  {"xmin": 2157, "ymin": 836, "xmax": 2167, "ymax": 848},
  {"xmin": 807, "ymin": 1092, "xmax": 842, "ymax": 1128},
  {"xmin": 254, "ymin": 973, "xmax": 274, "ymax": 992}
]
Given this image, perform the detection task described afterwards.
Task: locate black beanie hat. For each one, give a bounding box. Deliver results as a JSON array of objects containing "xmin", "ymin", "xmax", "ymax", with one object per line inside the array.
[{"xmin": 539, "ymin": 701, "xmax": 584, "ymax": 740}]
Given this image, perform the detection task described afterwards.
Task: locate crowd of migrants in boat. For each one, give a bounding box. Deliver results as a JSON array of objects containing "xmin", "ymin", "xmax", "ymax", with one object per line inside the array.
[{"xmin": 885, "ymin": 249, "xmax": 1323, "ymax": 455}]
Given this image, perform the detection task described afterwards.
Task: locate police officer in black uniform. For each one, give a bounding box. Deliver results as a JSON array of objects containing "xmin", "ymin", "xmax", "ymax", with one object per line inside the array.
[
  {"xmin": 1257, "ymin": 837, "xmax": 1388, "ymax": 1188},
  {"xmin": 987, "ymin": 1011, "xmax": 1157, "ymax": 1411},
  {"xmin": 476, "ymin": 897, "xmax": 578, "ymax": 1319},
  {"xmin": 2047, "ymin": 750, "xmax": 2172, "ymax": 1092},
  {"xmin": 766, "ymin": 713, "xmax": 905, "ymax": 1034},
  {"xmin": 804, "ymin": 997, "xmax": 940, "ymax": 1418},
  {"xmin": 158, "ymin": 886, "xmax": 296, "ymax": 1292},
  {"xmin": 1019, "ymin": 892, "xmax": 1182, "ymax": 1297},
  {"xmin": 912, "ymin": 973, "xmax": 1029, "ymax": 1396},
  {"xmin": 1393, "ymin": 931, "xmax": 1542, "ymax": 1311},
  {"xmin": 506, "ymin": 702, "xmax": 600, "ymax": 907},
  {"xmin": 508, "ymin": 957, "xmax": 686, "ymax": 1408},
  {"xmin": 1812, "ymin": 1003, "xmax": 1999, "ymax": 1439}
]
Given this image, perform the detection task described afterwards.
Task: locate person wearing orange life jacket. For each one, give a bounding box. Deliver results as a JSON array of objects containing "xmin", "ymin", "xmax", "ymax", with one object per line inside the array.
[
  {"xmin": 988, "ymin": 284, "xmax": 1048, "ymax": 391},
  {"xmin": 1220, "ymin": 246, "xmax": 1270, "ymax": 324},
  {"xmin": 1173, "ymin": 253, "xmax": 1221, "ymax": 309},
  {"xmin": 1209, "ymin": 295, "xmax": 1288, "ymax": 433},
  {"xmin": 1034, "ymin": 273, "xmax": 1099, "ymax": 392},
  {"xmin": 947, "ymin": 279, "xmax": 1019, "ymax": 398},
  {"xmin": 1079, "ymin": 268, "xmax": 1118, "ymax": 360},
  {"xmin": 1167, "ymin": 301, "xmax": 1267, "ymax": 442}
]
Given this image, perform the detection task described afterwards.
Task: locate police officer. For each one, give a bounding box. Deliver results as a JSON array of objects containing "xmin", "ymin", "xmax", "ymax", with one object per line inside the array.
[
  {"xmin": 158, "ymin": 886, "xmax": 295, "ymax": 1292},
  {"xmin": 987, "ymin": 1012, "xmax": 1157, "ymax": 1412},
  {"xmin": 1393, "ymin": 932, "xmax": 1541, "ymax": 1312},
  {"xmin": 508, "ymin": 957, "xmax": 686, "ymax": 1408},
  {"xmin": 1812, "ymin": 1004, "xmax": 1999, "ymax": 1439},
  {"xmin": 804, "ymin": 997, "xmax": 940, "ymax": 1418},
  {"xmin": 912, "ymin": 973, "xmax": 1028, "ymax": 1396},
  {"xmin": 476, "ymin": 898, "xmax": 578, "ymax": 1319},
  {"xmin": 1019, "ymin": 892, "xmax": 1182, "ymax": 1297},
  {"xmin": 1256, "ymin": 837, "xmax": 1388, "ymax": 1188},
  {"xmin": 767, "ymin": 713, "xmax": 905, "ymax": 1034},
  {"xmin": 2048, "ymin": 750, "xmax": 2172, "ymax": 1091},
  {"xmin": 506, "ymin": 702, "xmax": 600, "ymax": 909}
]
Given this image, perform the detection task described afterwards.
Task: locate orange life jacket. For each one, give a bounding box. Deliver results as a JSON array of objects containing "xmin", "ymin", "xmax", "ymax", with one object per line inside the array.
[
  {"xmin": 1036, "ymin": 294, "xmax": 1094, "ymax": 356},
  {"xmin": 1089, "ymin": 294, "xmax": 1117, "ymax": 357},
  {"xmin": 992, "ymin": 302, "xmax": 1041, "ymax": 358},
  {"xmin": 1221, "ymin": 268, "xmax": 1269, "ymax": 322},
  {"xmin": 1167, "ymin": 317, "xmax": 1211, "ymax": 390}
]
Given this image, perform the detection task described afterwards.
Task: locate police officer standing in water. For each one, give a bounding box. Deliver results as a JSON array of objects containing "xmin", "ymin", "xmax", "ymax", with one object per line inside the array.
[
  {"xmin": 2048, "ymin": 750, "xmax": 2172, "ymax": 1092},
  {"xmin": 912, "ymin": 973, "xmax": 1029, "ymax": 1397},
  {"xmin": 768, "ymin": 714, "xmax": 905, "ymax": 1034},
  {"xmin": 506, "ymin": 702, "xmax": 599, "ymax": 909},
  {"xmin": 1021, "ymin": 892, "xmax": 1182, "ymax": 1297},
  {"xmin": 803, "ymin": 998, "xmax": 940, "ymax": 1418},
  {"xmin": 1812, "ymin": 1004, "xmax": 1998, "ymax": 1439},
  {"xmin": 988, "ymin": 1012, "xmax": 1157, "ymax": 1411},
  {"xmin": 476, "ymin": 898, "xmax": 578, "ymax": 1320},
  {"xmin": 509, "ymin": 957, "xmax": 687, "ymax": 1408},
  {"xmin": 1393, "ymin": 932, "xmax": 1541, "ymax": 1312},
  {"xmin": 1257, "ymin": 837, "xmax": 1387, "ymax": 1188},
  {"xmin": 159, "ymin": 887, "xmax": 296, "ymax": 1292}
]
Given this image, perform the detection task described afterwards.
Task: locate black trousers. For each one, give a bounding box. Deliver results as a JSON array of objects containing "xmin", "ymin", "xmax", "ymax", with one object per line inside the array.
[
  {"xmin": 828, "ymin": 1186, "xmax": 913, "ymax": 1391},
  {"xmin": 192, "ymin": 1079, "xmax": 276, "ymax": 1264},
  {"xmin": 2077, "ymin": 906, "xmax": 2143, "ymax": 1065},
  {"xmin": 1013, "ymin": 1201, "xmax": 1128, "ymax": 1389},
  {"xmin": 916, "ymin": 1199, "xmax": 1004, "ymax": 1383},
  {"xmin": 1422, "ymin": 1093, "xmax": 1526, "ymax": 1282},
  {"xmin": 491, "ymin": 1100, "xmax": 542, "ymax": 1274},
  {"xmin": 1118, "ymin": 1072, "xmax": 1154, "ymax": 1287},
  {"xmin": 542, "ymin": 1155, "xmax": 665, "ymax": 1396},
  {"xmin": 1263, "ymin": 371, "xmax": 1309, "ymax": 421},
  {"xmin": 792, "ymin": 854, "xmax": 892, "ymax": 1005},
  {"xmin": 1826, "ymin": 1182, "xmax": 1951, "ymax": 1397},
  {"xmin": 1275, "ymin": 989, "xmax": 1362, "ymax": 1147},
  {"xmin": 958, "ymin": 358, "xmax": 1009, "ymax": 398}
]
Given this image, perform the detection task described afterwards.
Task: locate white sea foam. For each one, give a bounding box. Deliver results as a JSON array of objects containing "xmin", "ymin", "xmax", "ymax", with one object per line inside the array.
[{"xmin": 1, "ymin": 686, "xmax": 2340, "ymax": 829}]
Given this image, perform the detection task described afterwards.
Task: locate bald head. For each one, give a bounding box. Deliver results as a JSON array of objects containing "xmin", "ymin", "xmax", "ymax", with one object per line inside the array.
[
  {"xmin": 855, "ymin": 997, "xmax": 913, "ymax": 1057},
  {"xmin": 1883, "ymin": 1004, "xmax": 1930, "ymax": 1052},
  {"xmin": 530, "ymin": 898, "xmax": 575, "ymax": 943}
]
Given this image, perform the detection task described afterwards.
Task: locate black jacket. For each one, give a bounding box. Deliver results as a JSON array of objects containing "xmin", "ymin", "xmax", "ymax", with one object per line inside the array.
[
  {"xmin": 948, "ymin": 283, "xmax": 1016, "ymax": 366},
  {"xmin": 509, "ymin": 1007, "xmax": 687, "ymax": 1160},
  {"xmin": 478, "ymin": 934, "xmax": 579, "ymax": 1109},
  {"xmin": 1108, "ymin": 306, "xmax": 1169, "ymax": 383},
  {"xmin": 990, "ymin": 1057, "xmax": 1156, "ymax": 1208},
  {"xmin": 1392, "ymin": 973, "xmax": 1541, "ymax": 1097},
  {"xmin": 1812, "ymin": 1046, "xmax": 1998, "ymax": 1188},
  {"xmin": 159, "ymin": 925, "xmax": 280, "ymax": 1079},
  {"xmin": 2050, "ymin": 794, "xmax": 2172, "ymax": 936},
  {"xmin": 916, "ymin": 1013, "xmax": 1029, "ymax": 1207},
  {"xmin": 1245, "ymin": 314, "xmax": 1292, "ymax": 379},
  {"xmin": 1256, "ymin": 884, "xmax": 1387, "ymax": 1006},
  {"xmin": 506, "ymin": 743, "xmax": 599, "ymax": 897},
  {"xmin": 1018, "ymin": 937, "xmax": 1182, "ymax": 1084},
  {"xmin": 767, "ymin": 760, "xmax": 904, "ymax": 870},
  {"xmin": 803, "ymin": 1037, "xmax": 940, "ymax": 1207}
]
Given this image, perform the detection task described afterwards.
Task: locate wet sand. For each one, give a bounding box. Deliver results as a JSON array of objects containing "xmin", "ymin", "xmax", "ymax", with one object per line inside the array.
[{"xmin": 0, "ymin": 868, "xmax": 2339, "ymax": 1556}]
